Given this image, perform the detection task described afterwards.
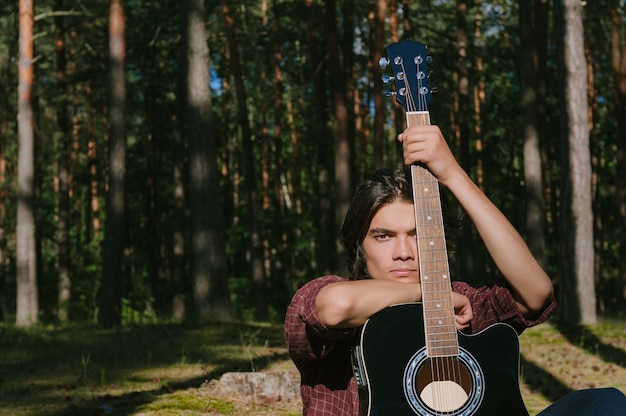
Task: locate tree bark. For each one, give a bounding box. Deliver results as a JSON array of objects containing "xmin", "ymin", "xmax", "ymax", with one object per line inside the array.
[
  {"xmin": 519, "ymin": 0, "xmax": 548, "ymax": 270},
  {"xmin": 54, "ymin": 0, "xmax": 71, "ymax": 322},
  {"xmin": 16, "ymin": 0, "xmax": 38, "ymax": 326},
  {"xmin": 99, "ymin": 0, "xmax": 126, "ymax": 327},
  {"xmin": 556, "ymin": 0, "xmax": 596, "ymax": 324},
  {"xmin": 220, "ymin": 0, "xmax": 266, "ymax": 320},
  {"xmin": 0, "ymin": 16, "xmax": 11, "ymax": 320},
  {"xmin": 455, "ymin": 0, "xmax": 475, "ymax": 281},
  {"xmin": 325, "ymin": 0, "xmax": 350, "ymax": 276},
  {"xmin": 611, "ymin": 0, "xmax": 626, "ymax": 311},
  {"xmin": 371, "ymin": 0, "xmax": 386, "ymax": 169},
  {"xmin": 184, "ymin": 0, "xmax": 233, "ymax": 323},
  {"xmin": 305, "ymin": 0, "xmax": 333, "ymax": 275}
]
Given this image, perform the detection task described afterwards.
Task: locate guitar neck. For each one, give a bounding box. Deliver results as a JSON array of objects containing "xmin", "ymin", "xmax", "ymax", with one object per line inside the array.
[{"xmin": 407, "ymin": 111, "xmax": 458, "ymax": 358}]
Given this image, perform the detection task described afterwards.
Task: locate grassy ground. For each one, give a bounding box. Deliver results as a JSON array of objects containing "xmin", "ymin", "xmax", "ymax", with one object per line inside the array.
[{"xmin": 0, "ymin": 319, "xmax": 624, "ymax": 415}]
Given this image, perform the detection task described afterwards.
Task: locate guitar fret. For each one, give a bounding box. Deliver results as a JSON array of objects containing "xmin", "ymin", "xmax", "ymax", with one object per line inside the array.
[
  {"xmin": 422, "ymin": 288, "xmax": 452, "ymax": 292},
  {"xmin": 428, "ymin": 324, "xmax": 456, "ymax": 337},
  {"xmin": 423, "ymin": 313, "xmax": 454, "ymax": 320},
  {"xmin": 427, "ymin": 335, "xmax": 458, "ymax": 342},
  {"xmin": 426, "ymin": 338, "xmax": 459, "ymax": 344},
  {"xmin": 423, "ymin": 303, "xmax": 452, "ymax": 309}
]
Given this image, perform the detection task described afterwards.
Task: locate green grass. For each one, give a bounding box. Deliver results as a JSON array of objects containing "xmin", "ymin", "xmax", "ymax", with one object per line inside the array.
[
  {"xmin": 0, "ymin": 319, "xmax": 624, "ymax": 415},
  {"xmin": 519, "ymin": 320, "xmax": 626, "ymax": 415},
  {"xmin": 0, "ymin": 322, "xmax": 293, "ymax": 416}
]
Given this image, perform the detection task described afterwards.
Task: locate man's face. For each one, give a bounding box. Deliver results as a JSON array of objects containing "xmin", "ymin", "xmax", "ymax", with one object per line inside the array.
[{"xmin": 361, "ymin": 200, "xmax": 420, "ymax": 283}]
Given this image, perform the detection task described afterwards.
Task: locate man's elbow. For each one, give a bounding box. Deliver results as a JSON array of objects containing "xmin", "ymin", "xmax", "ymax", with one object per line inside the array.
[
  {"xmin": 523, "ymin": 282, "xmax": 554, "ymax": 316},
  {"xmin": 316, "ymin": 287, "xmax": 354, "ymax": 328}
]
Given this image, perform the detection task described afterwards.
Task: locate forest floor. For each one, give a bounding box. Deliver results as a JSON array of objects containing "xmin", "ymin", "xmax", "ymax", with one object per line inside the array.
[{"xmin": 0, "ymin": 318, "xmax": 625, "ymax": 416}]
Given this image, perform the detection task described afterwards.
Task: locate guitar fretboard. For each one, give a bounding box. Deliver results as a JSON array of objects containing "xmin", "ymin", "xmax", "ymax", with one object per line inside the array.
[{"xmin": 406, "ymin": 111, "xmax": 458, "ymax": 358}]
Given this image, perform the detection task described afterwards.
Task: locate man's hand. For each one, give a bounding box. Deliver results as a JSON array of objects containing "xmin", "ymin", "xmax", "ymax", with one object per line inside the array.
[{"xmin": 452, "ymin": 291, "xmax": 473, "ymax": 330}]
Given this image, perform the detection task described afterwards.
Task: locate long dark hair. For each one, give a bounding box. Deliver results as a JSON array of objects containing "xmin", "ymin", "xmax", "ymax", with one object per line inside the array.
[{"xmin": 339, "ymin": 167, "xmax": 413, "ymax": 280}]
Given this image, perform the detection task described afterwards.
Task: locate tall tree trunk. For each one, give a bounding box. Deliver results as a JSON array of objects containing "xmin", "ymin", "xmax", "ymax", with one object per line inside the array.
[
  {"xmin": 172, "ymin": 120, "xmax": 186, "ymax": 320},
  {"xmin": 519, "ymin": 0, "xmax": 548, "ymax": 270},
  {"xmin": 171, "ymin": 0, "xmax": 189, "ymax": 321},
  {"xmin": 473, "ymin": 12, "xmax": 484, "ymax": 189},
  {"xmin": 54, "ymin": 0, "xmax": 71, "ymax": 322},
  {"xmin": 85, "ymin": 85, "xmax": 100, "ymax": 242},
  {"xmin": 268, "ymin": 0, "xmax": 289, "ymax": 308},
  {"xmin": 143, "ymin": 71, "xmax": 159, "ymax": 316},
  {"xmin": 556, "ymin": 0, "xmax": 596, "ymax": 324},
  {"xmin": 325, "ymin": 0, "xmax": 349, "ymax": 276},
  {"xmin": 0, "ymin": 16, "xmax": 11, "ymax": 320},
  {"xmin": 371, "ymin": 0, "xmax": 386, "ymax": 169},
  {"xmin": 455, "ymin": 0, "xmax": 475, "ymax": 281},
  {"xmin": 16, "ymin": 0, "xmax": 38, "ymax": 326},
  {"xmin": 99, "ymin": 0, "xmax": 126, "ymax": 327},
  {"xmin": 305, "ymin": 0, "xmax": 332, "ymax": 275},
  {"xmin": 171, "ymin": 124, "xmax": 186, "ymax": 320},
  {"xmin": 342, "ymin": 0, "xmax": 356, "ymax": 185},
  {"xmin": 611, "ymin": 0, "xmax": 626, "ymax": 311},
  {"xmin": 220, "ymin": 0, "xmax": 266, "ymax": 320},
  {"xmin": 184, "ymin": 0, "xmax": 233, "ymax": 323}
]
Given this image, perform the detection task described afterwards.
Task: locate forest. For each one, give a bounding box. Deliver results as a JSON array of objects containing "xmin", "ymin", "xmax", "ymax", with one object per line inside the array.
[{"xmin": 2, "ymin": 0, "xmax": 626, "ymax": 328}]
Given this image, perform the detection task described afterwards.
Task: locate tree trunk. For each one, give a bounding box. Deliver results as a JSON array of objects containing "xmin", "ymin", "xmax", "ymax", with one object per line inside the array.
[
  {"xmin": 611, "ymin": 0, "xmax": 626, "ymax": 312},
  {"xmin": 220, "ymin": 0, "xmax": 266, "ymax": 320},
  {"xmin": 171, "ymin": 112, "xmax": 186, "ymax": 320},
  {"xmin": 184, "ymin": 0, "xmax": 233, "ymax": 323},
  {"xmin": 0, "ymin": 17, "xmax": 11, "ymax": 320},
  {"xmin": 371, "ymin": 0, "xmax": 386, "ymax": 169},
  {"xmin": 99, "ymin": 0, "xmax": 127, "ymax": 327},
  {"xmin": 455, "ymin": 0, "xmax": 475, "ymax": 282},
  {"xmin": 388, "ymin": 0, "xmax": 404, "ymax": 162},
  {"xmin": 556, "ymin": 0, "xmax": 596, "ymax": 324},
  {"xmin": 16, "ymin": 0, "xmax": 38, "ymax": 327},
  {"xmin": 305, "ymin": 0, "xmax": 333, "ymax": 275},
  {"xmin": 325, "ymin": 0, "xmax": 350, "ymax": 276},
  {"xmin": 54, "ymin": 0, "xmax": 71, "ymax": 322},
  {"xmin": 519, "ymin": 0, "xmax": 548, "ymax": 270}
]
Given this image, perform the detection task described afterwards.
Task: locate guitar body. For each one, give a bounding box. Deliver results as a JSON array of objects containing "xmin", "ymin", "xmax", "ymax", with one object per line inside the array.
[{"xmin": 355, "ymin": 303, "xmax": 528, "ymax": 416}]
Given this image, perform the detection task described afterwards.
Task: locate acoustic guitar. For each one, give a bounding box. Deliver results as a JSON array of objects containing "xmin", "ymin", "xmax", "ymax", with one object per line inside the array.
[{"xmin": 351, "ymin": 39, "xmax": 528, "ymax": 416}]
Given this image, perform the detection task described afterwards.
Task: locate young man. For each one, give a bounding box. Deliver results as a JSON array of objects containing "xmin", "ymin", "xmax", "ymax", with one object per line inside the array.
[{"xmin": 284, "ymin": 125, "xmax": 626, "ymax": 415}]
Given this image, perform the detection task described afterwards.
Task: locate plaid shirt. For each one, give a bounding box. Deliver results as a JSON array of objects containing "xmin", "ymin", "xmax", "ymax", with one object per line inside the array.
[{"xmin": 284, "ymin": 275, "xmax": 556, "ymax": 416}]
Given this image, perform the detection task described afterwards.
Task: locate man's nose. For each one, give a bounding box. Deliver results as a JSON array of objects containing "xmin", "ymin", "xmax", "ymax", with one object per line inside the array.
[{"xmin": 394, "ymin": 237, "xmax": 415, "ymax": 260}]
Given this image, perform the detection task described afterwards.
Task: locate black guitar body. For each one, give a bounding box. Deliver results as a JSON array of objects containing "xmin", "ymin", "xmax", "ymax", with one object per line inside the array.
[{"xmin": 354, "ymin": 303, "xmax": 528, "ymax": 416}]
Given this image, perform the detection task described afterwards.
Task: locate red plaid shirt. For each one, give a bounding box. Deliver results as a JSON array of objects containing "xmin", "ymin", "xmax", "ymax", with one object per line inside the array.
[{"xmin": 284, "ymin": 275, "xmax": 556, "ymax": 416}]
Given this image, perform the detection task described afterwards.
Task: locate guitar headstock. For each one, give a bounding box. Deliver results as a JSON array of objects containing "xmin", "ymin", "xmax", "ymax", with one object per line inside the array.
[{"xmin": 380, "ymin": 40, "xmax": 433, "ymax": 113}]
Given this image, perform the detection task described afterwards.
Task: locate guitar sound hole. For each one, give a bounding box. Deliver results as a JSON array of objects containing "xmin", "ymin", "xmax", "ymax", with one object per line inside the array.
[
  {"xmin": 403, "ymin": 347, "xmax": 484, "ymax": 415},
  {"xmin": 416, "ymin": 357, "xmax": 471, "ymax": 412}
]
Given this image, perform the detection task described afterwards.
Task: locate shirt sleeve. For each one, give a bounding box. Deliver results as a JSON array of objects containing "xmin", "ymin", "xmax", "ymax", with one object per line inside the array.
[
  {"xmin": 452, "ymin": 280, "xmax": 557, "ymax": 335},
  {"xmin": 285, "ymin": 275, "xmax": 358, "ymax": 363}
]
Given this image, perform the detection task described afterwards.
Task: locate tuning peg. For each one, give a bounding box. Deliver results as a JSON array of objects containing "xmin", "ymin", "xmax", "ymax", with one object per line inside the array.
[
  {"xmin": 430, "ymin": 87, "xmax": 439, "ymax": 95},
  {"xmin": 383, "ymin": 90, "xmax": 397, "ymax": 97},
  {"xmin": 381, "ymin": 73, "xmax": 394, "ymax": 84},
  {"xmin": 379, "ymin": 56, "xmax": 389, "ymax": 69},
  {"xmin": 426, "ymin": 55, "xmax": 433, "ymax": 64}
]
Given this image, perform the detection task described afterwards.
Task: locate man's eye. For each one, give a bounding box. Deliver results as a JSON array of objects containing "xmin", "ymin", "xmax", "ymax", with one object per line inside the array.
[{"xmin": 374, "ymin": 234, "xmax": 389, "ymax": 241}]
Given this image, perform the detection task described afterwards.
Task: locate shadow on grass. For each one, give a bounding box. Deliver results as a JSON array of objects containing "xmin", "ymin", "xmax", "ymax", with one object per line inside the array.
[
  {"xmin": 520, "ymin": 355, "xmax": 574, "ymax": 403},
  {"xmin": 0, "ymin": 322, "xmax": 290, "ymax": 416},
  {"xmin": 46, "ymin": 351, "xmax": 292, "ymax": 416},
  {"xmin": 555, "ymin": 323, "xmax": 626, "ymax": 368}
]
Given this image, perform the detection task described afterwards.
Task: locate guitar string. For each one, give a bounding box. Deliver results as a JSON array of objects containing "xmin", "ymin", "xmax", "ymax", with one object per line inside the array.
[{"xmin": 402, "ymin": 51, "xmax": 467, "ymax": 412}]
